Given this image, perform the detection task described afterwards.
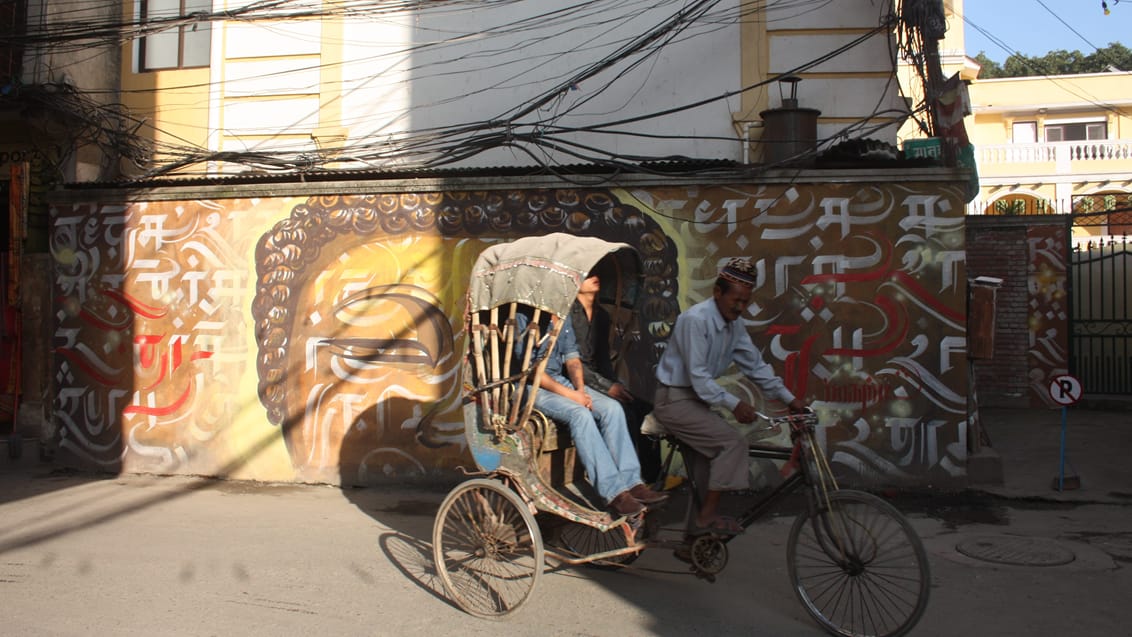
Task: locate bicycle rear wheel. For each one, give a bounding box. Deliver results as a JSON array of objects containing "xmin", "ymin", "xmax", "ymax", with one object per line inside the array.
[
  {"xmin": 433, "ymin": 478, "xmax": 544, "ymax": 618},
  {"xmin": 787, "ymin": 490, "xmax": 929, "ymax": 637}
]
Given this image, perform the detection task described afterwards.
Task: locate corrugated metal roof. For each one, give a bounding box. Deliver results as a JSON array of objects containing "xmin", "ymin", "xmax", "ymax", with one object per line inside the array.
[{"xmin": 63, "ymin": 159, "xmax": 745, "ymax": 190}]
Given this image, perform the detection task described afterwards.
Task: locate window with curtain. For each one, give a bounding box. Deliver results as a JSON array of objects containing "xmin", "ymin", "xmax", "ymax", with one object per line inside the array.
[{"xmin": 1045, "ymin": 121, "xmax": 1107, "ymax": 142}]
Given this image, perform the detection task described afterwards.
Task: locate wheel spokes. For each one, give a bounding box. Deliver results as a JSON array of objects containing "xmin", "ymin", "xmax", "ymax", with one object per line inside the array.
[
  {"xmin": 434, "ymin": 481, "xmax": 544, "ymax": 618},
  {"xmin": 789, "ymin": 491, "xmax": 929, "ymax": 637}
]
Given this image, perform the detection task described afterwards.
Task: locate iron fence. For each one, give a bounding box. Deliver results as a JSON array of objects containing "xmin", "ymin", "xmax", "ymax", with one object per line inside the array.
[{"xmin": 1071, "ymin": 235, "xmax": 1132, "ymax": 394}]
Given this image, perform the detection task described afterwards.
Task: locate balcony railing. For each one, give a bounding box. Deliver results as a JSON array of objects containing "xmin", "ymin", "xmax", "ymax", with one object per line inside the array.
[{"xmin": 977, "ymin": 139, "xmax": 1132, "ymax": 170}]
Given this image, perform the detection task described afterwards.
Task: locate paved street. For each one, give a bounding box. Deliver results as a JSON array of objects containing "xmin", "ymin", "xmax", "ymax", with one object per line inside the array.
[
  {"xmin": 0, "ymin": 470, "xmax": 1129, "ymax": 636},
  {"xmin": 1, "ymin": 406, "xmax": 1130, "ymax": 636}
]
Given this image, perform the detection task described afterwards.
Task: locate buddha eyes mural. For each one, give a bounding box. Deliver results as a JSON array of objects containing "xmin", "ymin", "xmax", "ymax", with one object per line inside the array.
[
  {"xmin": 250, "ymin": 190, "xmax": 676, "ymax": 485},
  {"xmin": 286, "ymin": 280, "xmax": 460, "ymax": 483},
  {"xmin": 50, "ymin": 180, "xmax": 969, "ymax": 488}
]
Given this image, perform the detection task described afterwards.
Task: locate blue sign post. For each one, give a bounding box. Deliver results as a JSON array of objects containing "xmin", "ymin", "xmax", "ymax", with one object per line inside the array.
[{"xmin": 1047, "ymin": 375, "xmax": 1083, "ymax": 491}]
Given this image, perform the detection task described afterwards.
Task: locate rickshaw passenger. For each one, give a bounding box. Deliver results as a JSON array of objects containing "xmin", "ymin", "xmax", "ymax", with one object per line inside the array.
[
  {"xmin": 653, "ymin": 258, "xmax": 807, "ymax": 535},
  {"xmin": 515, "ymin": 311, "xmax": 668, "ymax": 516},
  {"xmin": 569, "ymin": 268, "xmax": 662, "ymax": 483}
]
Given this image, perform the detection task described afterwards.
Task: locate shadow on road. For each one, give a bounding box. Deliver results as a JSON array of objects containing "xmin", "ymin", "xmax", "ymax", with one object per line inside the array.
[{"xmin": 377, "ymin": 531, "xmax": 456, "ymax": 609}]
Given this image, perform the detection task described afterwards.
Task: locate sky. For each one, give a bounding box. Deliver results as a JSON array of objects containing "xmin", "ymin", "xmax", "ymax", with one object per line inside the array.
[{"xmin": 963, "ymin": 0, "xmax": 1130, "ymax": 62}]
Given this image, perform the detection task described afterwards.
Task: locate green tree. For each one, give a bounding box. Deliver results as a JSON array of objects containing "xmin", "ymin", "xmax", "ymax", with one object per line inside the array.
[
  {"xmin": 973, "ymin": 52, "xmax": 1005, "ymax": 78},
  {"xmin": 1001, "ymin": 52, "xmax": 1035, "ymax": 77},
  {"xmin": 979, "ymin": 43, "xmax": 1132, "ymax": 78},
  {"xmin": 1083, "ymin": 42, "xmax": 1132, "ymax": 72},
  {"xmin": 1029, "ymin": 49, "xmax": 1087, "ymax": 75}
]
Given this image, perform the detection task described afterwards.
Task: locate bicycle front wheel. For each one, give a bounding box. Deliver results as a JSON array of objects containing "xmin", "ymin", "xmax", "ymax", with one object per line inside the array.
[
  {"xmin": 432, "ymin": 478, "xmax": 544, "ymax": 619},
  {"xmin": 787, "ymin": 490, "xmax": 930, "ymax": 637}
]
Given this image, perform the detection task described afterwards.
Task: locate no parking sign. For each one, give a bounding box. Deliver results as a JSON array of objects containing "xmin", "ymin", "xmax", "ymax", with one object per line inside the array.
[{"xmin": 1048, "ymin": 374, "xmax": 1082, "ymax": 406}]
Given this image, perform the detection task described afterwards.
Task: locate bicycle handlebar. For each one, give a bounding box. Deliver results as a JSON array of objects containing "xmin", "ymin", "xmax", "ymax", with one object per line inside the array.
[{"xmin": 753, "ymin": 408, "xmax": 818, "ymax": 432}]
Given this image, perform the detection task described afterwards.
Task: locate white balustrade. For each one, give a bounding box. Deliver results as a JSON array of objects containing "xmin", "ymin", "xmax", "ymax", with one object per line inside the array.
[{"xmin": 977, "ymin": 140, "xmax": 1132, "ymax": 168}]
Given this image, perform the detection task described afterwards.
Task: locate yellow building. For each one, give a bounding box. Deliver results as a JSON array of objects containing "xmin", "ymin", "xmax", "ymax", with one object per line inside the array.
[
  {"xmin": 899, "ymin": 0, "xmax": 1132, "ymax": 242},
  {"xmin": 966, "ymin": 72, "xmax": 1132, "ymax": 241}
]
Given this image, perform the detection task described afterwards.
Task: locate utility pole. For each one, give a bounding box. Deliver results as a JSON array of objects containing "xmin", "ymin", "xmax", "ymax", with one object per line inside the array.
[
  {"xmin": 903, "ymin": 0, "xmax": 950, "ymax": 161},
  {"xmin": 923, "ymin": 34, "xmax": 945, "ymax": 141}
]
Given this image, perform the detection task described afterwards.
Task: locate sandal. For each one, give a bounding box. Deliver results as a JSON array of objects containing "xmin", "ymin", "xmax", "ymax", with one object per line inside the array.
[{"xmin": 688, "ymin": 515, "xmax": 742, "ymax": 537}]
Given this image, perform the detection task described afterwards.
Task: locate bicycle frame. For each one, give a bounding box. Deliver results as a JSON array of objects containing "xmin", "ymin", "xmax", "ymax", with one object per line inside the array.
[
  {"xmin": 623, "ymin": 414, "xmax": 931, "ymax": 637},
  {"xmin": 737, "ymin": 444, "xmax": 808, "ymax": 532},
  {"xmin": 650, "ymin": 412, "xmax": 831, "ymax": 547}
]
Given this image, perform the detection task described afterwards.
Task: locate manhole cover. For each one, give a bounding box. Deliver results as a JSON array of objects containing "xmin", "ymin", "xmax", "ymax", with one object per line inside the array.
[{"xmin": 956, "ymin": 535, "xmax": 1076, "ymax": 566}]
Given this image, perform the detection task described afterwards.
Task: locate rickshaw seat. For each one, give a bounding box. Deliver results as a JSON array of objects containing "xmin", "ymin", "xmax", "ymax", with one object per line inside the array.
[
  {"xmin": 640, "ymin": 413, "xmax": 669, "ymax": 437},
  {"xmin": 533, "ymin": 410, "xmax": 586, "ymax": 489},
  {"xmin": 537, "ymin": 411, "xmax": 571, "ymax": 451}
]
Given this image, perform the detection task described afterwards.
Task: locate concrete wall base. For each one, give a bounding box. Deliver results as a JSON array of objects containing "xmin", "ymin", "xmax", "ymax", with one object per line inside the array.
[{"xmin": 966, "ymin": 448, "xmax": 1004, "ymax": 485}]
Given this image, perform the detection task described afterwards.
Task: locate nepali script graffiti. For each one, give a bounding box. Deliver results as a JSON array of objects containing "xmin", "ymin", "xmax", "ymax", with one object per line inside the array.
[{"xmin": 50, "ymin": 180, "xmax": 969, "ymax": 487}]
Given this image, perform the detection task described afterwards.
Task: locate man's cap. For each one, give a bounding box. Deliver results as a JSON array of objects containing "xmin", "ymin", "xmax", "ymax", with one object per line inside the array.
[{"xmin": 719, "ymin": 257, "xmax": 757, "ymax": 287}]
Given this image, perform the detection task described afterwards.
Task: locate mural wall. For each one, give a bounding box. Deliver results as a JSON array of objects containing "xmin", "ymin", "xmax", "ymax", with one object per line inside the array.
[
  {"xmin": 50, "ymin": 178, "xmax": 970, "ymax": 487},
  {"xmin": 1027, "ymin": 224, "xmax": 1071, "ymax": 407},
  {"xmin": 967, "ymin": 217, "xmax": 1070, "ymax": 408}
]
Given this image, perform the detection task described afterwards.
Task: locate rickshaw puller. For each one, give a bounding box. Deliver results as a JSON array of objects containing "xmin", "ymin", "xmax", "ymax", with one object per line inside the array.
[{"xmin": 653, "ymin": 257, "xmax": 806, "ymax": 536}]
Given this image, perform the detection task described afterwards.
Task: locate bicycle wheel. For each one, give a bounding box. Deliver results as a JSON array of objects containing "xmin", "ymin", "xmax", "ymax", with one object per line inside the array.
[
  {"xmin": 787, "ymin": 490, "xmax": 930, "ymax": 637},
  {"xmin": 557, "ymin": 521, "xmax": 640, "ymax": 569},
  {"xmin": 432, "ymin": 478, "xmax": 544, "ymax": 618}
]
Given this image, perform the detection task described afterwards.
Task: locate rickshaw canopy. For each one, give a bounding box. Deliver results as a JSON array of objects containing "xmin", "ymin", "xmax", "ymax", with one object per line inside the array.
[{"xmin": 467, "ymin": 233, "xmax": 641, "ymax": 318}]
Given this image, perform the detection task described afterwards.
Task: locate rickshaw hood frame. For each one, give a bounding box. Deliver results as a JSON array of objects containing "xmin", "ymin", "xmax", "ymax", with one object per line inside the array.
[{"xmin": 467, "ymin": 233, "xmax": 641, "ymax": 319}]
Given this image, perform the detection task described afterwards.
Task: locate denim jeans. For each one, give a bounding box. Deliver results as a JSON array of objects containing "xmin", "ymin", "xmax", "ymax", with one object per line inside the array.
[{"xmin": 534, "ymin": 386, "xmax": 642, "ymax": 502}]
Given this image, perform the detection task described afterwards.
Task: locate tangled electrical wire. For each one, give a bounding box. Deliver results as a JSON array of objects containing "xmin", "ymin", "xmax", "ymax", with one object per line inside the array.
[
  {"xmin": 8, "ymin": 82, "xmax": 154, "ymax": 173},
  {"xmin": 2, "ymin": 0, "xmax": 936, "ymax": 182}
]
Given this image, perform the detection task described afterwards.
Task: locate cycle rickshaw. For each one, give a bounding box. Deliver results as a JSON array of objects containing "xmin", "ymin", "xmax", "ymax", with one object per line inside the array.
[{"xmin": 432, "ymin": 233, "xmax": 930, "ymax": 637}]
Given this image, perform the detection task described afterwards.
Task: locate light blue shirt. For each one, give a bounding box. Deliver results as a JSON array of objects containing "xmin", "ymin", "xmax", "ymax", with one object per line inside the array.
[{"xmin": 655, "ymin": 297, "xmax": 796, "ymax": 410}]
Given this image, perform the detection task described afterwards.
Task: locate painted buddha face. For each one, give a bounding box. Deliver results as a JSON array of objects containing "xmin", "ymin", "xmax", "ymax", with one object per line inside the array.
[
  {"xmin": 283, "ymin": 236, "xmax": 485, "ymax": 483},
  {"xmin": 253, "ymin": 189, "xmax": 677, "ymax": 484}
]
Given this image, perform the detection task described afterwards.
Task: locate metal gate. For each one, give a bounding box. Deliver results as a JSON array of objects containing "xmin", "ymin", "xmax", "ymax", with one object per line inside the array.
[{"xmin": 1070, "ymin": 194, "xmax": 1132, "ymax": 395}]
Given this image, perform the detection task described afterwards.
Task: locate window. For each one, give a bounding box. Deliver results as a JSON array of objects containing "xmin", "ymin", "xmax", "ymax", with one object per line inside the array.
[
  {"xmin": 1012, "ymin": 121, "xmax": 1037, "ymax": 143},
  {"xmin": 1045, "ymin": 121, "xmax": 1107, "ymax": 142},
  {"xmin": 139, "ymin": 0, "xmax": 211, "ymax": 71}
]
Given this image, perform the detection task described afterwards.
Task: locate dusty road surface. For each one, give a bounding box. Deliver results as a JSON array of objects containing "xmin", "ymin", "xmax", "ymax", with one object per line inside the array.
[{"xmin": 2, "ymin": 467, "xmax": 1130, "ymax": 637}]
